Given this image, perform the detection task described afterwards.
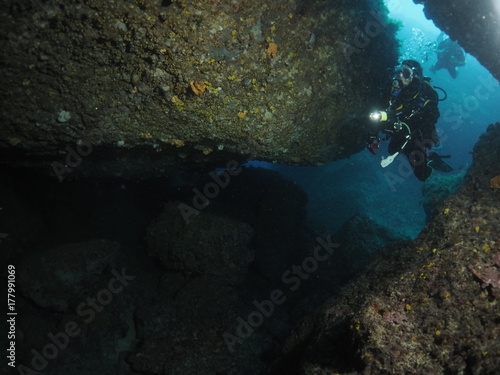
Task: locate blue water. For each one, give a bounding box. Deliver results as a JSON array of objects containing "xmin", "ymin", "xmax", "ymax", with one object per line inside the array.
[
  {"xmin": 248, "ymin": 1, "xmax": 500, "ymax": 240},
  {"xmin": 390, "ymin": 1, "xmax": 500, "ymax": 169}
]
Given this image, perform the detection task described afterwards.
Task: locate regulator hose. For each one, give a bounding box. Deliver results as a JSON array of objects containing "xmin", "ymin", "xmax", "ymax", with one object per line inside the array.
[{"xmin": 434, "ymin": 86, "xmax": 448, "ymax": 101}]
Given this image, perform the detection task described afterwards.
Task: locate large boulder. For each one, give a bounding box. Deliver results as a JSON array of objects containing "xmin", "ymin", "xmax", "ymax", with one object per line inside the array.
[
  {"xmin": 18, "ymin": 239, "xmax": 122, "ymax": 312},
  {"xmin": 145, "ymin": 201, "xmax": 255, "ymax": 284},
  {"xmin": 131, "ymin": 167, "xmax": 314, "ymax": 374},
  {"xmin": 0, "ymin": 0, "xmax": 398, "ymax": 177}
]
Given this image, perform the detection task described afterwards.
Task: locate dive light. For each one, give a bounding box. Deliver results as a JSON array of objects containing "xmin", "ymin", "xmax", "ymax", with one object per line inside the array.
[{"xmin": 369, "ymin": 110, "xmax": 389, "ymax": 123}]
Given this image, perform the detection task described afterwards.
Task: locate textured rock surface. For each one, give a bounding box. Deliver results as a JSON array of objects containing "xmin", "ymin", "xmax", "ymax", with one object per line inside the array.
[
  {"xmin": 130, "ymin": 275, "xmax": 270, "ymax": 375},
  {"xmin": 18, "ymin": 239, "xmax": 121, "ymax": 312},
  {"xmin": 130, "ymin": 167, "xmax": 316, "ymax": 373},
  {"xmin": 3, "ymin": 166, "xmax": 324, "ymax": 374},
  {"xmin": 146, "ymin": 201, "xmax": 255, "ymax": 284},
  {"xmin": 415, "ymin": 0, "xmax": 500, "ymax": 82},
  {"xmin": 270, "ymin": 123, "xmax": 500, "ymax": 374},
  {"xmin": 12, "ymin": 239, "xmax": 147, "ymax": 375},
  {"xmin": 0, "ymin": 0, "xmax": 397, "ymax": 177},
  {"xmin": 326, "ymin": 214, "xmax": 409, "ymax": 281},
  {"xmin": 421, "ymin": 172, "xmax": 465, "ymax": 221}
]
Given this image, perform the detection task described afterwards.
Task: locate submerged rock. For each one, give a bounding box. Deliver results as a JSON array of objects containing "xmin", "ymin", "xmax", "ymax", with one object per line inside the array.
[
  {"xmin": 0, "ymin": 0, "xmax": 398, "ymax": 177},
  {"xmin": 132, "ymin": 166, "xmax": 315, "ymax": 373},
  {"xmin": 421, "ymin": 171, "xmax": 466, "ymax": 220},
  {"xmin": 18, "ymin": 239, "xmax": 121, "ymax": 312},
  {"xmin": 415, "ymin": 0, "xmax": 500, "ymax": 81},
  {"xmin": 145, "ymin": 201, "xmax": 255, "ymax": 284},
  {"xmin": 329, "ymin": 214, "xmax": 409, "ymax": 280},
  {"xmin": 270, "ymin": 123, "xmax": 500, "ymax": 374}
]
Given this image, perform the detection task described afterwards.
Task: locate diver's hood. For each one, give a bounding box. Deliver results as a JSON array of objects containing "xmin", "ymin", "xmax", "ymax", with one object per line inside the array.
[{"xmin": 392, "ymin": 64, "xmax": 422, "ymax": 89}]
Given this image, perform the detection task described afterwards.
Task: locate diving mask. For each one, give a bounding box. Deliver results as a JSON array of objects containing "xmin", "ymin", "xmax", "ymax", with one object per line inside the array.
[{"xmin": 392, "ymin": 64, "xmax": 414, "ymax": 88}]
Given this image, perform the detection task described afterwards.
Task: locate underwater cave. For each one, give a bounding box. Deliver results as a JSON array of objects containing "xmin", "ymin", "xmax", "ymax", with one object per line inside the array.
[{"xmin": 1, "ymin": 0, "xmax": 500, "ymax": 374}]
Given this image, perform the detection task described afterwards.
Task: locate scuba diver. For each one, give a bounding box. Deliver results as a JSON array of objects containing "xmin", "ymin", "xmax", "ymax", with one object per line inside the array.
[
  {"xmin": 430, "ymin": 34, "xmax": 465, "ymax": 78},
  {"xmin": 366, "ymin": 60, "xmax": 452, "ymax": 181}
]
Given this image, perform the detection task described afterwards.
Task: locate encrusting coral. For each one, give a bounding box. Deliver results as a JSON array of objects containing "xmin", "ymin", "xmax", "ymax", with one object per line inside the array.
[
  {"xmin": 266, "ymin": 42, "xmax": 278, "ymax": 58},
  {"xmin": 0, "ymin": 0, "xmax": 399, "ymax": 177},
  {"xmin": 468, "ymin": 252, "xmax": 500, "ymax": 296},
  {"xmin": 490, "ymin": 175, "xmax": 500, "ymax": 188},
  {"xmin": 189, "ymin": 80, "xmax": 207, "ymax": 95}
]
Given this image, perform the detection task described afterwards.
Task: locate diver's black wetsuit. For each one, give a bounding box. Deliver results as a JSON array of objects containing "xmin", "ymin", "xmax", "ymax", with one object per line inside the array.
[
  {"xmin": 433, "ymin": 39, "xmax": 465, "ymax": 78},
  {"xmin": 385, "ymin": 78, "xmax": 440, "ymax": 181}
]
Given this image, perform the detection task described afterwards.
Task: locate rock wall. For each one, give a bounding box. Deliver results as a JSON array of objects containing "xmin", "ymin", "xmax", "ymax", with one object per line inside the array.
[
  {"xmin": 0, "ymin": 0, "xmax": 398, "ymax": 177},
  {"xmin": 415, "ymin": 0, "xmax": 500, "ymax": 82},
  {"xmin": 270, "ymin": 123, "xmax": 500, "ymax": 374}
]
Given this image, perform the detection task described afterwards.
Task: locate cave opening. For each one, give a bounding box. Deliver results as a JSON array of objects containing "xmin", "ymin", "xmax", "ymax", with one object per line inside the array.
[{"xmin": 2, "ymin": 0, "xmax": 500, "ymax": 374}]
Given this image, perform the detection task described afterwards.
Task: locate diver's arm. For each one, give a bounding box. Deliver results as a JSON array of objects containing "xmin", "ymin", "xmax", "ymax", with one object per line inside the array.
[{"xmin": 407, "ymin": 99, "xmax": 440, "ymax": 147}]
